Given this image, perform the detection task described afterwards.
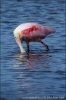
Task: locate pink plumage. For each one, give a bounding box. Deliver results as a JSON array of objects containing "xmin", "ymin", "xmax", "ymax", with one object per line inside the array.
[{"xmin": 13, "ymin": 22, "xmax": 55, "ymax": 53}]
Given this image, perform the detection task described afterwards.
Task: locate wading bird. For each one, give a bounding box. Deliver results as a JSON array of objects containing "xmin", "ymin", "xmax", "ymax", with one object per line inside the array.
[{"xmin": 13, "ymin": 22, "xmax": 55, "ymax": 53}]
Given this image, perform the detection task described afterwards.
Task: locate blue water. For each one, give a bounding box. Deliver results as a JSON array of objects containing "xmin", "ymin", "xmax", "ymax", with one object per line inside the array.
[{"xmin": 1, "ymin": 0, "xmax": 65, "ymax": 100}]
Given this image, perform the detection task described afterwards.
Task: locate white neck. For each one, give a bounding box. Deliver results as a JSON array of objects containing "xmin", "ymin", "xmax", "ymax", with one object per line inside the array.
[
  {"xmin": 17, "ymin": 40, "xmax": 26, "ymax": 53},
  {"xmin": 20, "ymin": 46, "xmax": 26, "ymax": 53}
]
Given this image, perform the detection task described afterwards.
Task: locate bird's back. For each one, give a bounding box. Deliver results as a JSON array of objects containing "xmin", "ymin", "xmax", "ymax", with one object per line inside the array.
[{"xmin": 14, "ymin": 22, "xmax": 40, "ymax": 33}]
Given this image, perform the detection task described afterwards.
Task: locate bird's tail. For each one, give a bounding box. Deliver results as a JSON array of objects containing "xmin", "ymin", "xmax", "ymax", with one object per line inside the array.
[{"xmin": 43, "ymin": 26, "xmax": 55, "ymax": 36}]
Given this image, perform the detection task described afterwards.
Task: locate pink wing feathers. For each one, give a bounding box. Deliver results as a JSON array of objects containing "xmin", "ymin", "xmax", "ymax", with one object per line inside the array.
[{"xmin": 20, "ymin": 23, "xmax": 45, "ymax": 38}]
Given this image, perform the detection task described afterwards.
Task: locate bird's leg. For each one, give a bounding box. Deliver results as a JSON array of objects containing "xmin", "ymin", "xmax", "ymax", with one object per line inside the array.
[
  {"xmin": 15, "ymin": 38, "xmax": 25, "ymax": 53},
  {"xmin": 27, "ymin": 42, "xmax": 29, "ymax": 53},
  {"xmin": 40, "ymin": 40, "xmax": 49, "ymax": 51}
]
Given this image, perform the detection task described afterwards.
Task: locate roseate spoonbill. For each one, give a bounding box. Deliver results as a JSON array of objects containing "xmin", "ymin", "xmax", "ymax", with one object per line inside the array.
[{"xmin": 13, "ymin": 22, "xmax": 55, "ymax": 53}]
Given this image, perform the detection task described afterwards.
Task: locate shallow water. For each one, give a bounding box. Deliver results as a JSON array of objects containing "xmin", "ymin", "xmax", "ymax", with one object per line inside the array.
[{"xmin": 1, "ymin": 0, "xmax": 65, "ymax": 100}]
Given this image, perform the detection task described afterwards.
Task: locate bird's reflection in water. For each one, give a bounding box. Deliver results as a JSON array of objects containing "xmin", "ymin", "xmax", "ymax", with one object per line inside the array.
[
  {"xmin": 12, "ymin": 51, "xmax": 52, "ymax": 98},
  {"xmin": 13, "ymin": 50, "xmax": 51, "ymax": 70}
]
